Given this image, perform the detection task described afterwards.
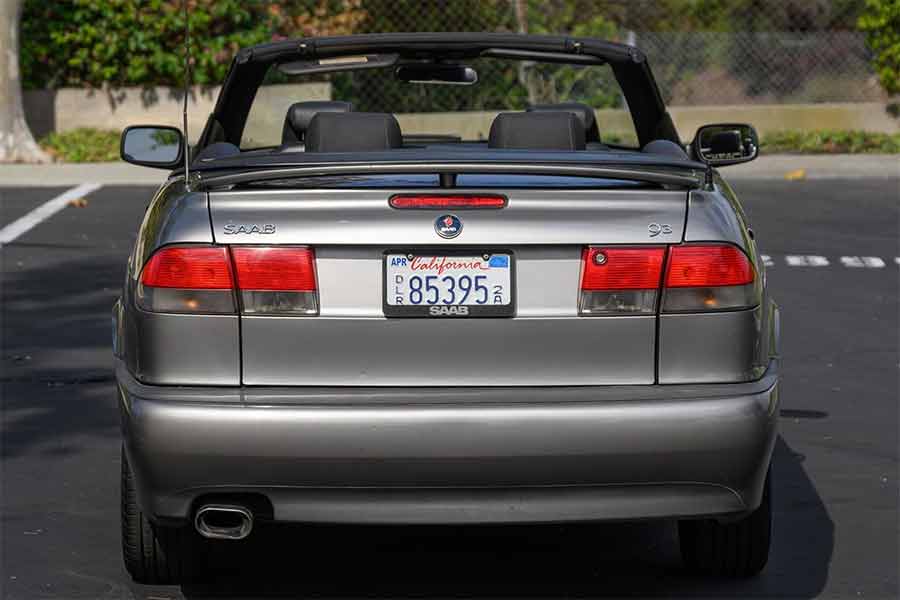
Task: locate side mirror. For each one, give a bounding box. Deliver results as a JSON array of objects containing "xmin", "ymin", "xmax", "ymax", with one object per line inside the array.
[
  {"xmin": 692, "ymin": 123, "xmax": 758, "ymax": 167},
  {"xmin": 120, "ymin": 125, "xmax": 184, "ymax": 169}
]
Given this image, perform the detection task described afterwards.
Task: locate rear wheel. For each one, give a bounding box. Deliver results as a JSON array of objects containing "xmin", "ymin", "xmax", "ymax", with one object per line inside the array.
[
  {"xmin": 679, "ymin": 469, "xmax": 772, "ymax": 578},
  {"xmin": 121, "ymin": 448, "xmax": 202, "ymax": 584}
]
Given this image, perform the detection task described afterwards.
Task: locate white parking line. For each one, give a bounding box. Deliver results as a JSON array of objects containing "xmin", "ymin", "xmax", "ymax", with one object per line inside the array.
[
  {"xmin": 0, "ymin": 183, "xmax": 101, "ymax": 245},
  {"xmin": 767, "ymin": 255, "xmax": 899, "ymax": 269},
  {"xmin": 840, "ymin": 256, "xmax": 886, "ymax": 268},
  {"xmin": 785, "ymin": 255, "xmax": 830, "ymax": 267}
]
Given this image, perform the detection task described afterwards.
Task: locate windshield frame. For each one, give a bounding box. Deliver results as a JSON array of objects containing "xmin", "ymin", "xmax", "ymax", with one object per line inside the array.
[{"xmin": 197, "ymin": 33, "xmax": 679, "ymax": 153}]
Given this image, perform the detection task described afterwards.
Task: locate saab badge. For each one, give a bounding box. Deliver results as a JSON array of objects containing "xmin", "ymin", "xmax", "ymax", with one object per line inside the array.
[{"xmin": 435, "ymin": 214, "xmax": 462, "ymax": 239}]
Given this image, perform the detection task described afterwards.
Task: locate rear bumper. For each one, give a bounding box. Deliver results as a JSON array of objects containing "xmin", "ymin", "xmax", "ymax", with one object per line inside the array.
[{"xmin": 118, "ymin": 360, "xmax": 779, "ymax": 525}]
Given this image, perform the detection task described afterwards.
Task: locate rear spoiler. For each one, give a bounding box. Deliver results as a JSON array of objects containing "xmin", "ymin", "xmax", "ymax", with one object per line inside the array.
[{"xmin": 191, "ymin": 161, "xmax": 705, "ymax": 190}]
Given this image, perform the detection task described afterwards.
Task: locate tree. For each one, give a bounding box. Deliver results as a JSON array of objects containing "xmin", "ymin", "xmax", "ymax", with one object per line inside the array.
[{"xmin": 0, "ymin": 0, "xmax": 48, "ymax": 163}]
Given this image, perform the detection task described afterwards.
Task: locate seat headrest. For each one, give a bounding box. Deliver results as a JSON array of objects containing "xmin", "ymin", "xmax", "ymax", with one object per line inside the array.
[
  {"xmin": 527, "ymin": 102, "xmax": 600, "ymax": 142},
  {"xmin": 488, "ymin": 112, "xmax": 586, "ymax": 151},
  {"xmin": 281, "ymin": 101, "xmax": 352, "ymax": 145},
  {"xmin": 305, "ymin": 112, "xmax": 403, "ymax": 153},
  {"xmin": 642, "ymin": 139, "xmax": 689, "ymax": 159}
]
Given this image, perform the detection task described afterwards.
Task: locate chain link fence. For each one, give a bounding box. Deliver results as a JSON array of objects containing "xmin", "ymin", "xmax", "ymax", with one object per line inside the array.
[
  {"xmin": 637, "ymin": 31, "xmax": 882, "ymax": 106},
  {"xmin": 307, "ymin": 0, "xmax": 881, "ymax": 110}
]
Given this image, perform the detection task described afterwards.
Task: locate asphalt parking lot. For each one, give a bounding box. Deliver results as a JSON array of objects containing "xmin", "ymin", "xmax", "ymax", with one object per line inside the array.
[{"xmin": 1, "ymin": 176, "xmax": 897, "ymax": 599}]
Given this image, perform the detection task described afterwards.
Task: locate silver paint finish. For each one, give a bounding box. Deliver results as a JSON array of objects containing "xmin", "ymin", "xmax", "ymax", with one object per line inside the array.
[
  {"xmin": 127, "ymin": 308, "xmax": 240, "ymax": 385},
  {"xmin": 131, "ymin": 179, "xmax": 213, "ymax": 277},
  {"xmin": 235, "ymin": 485, "xmax": 744, "ymax": 525},
  {"xmin": 316, "ymin": 246, "xmax": 581, "ymax": 317},
  {"xmin": 684, "ymin": 188, "xmax": 749, "ymax": 251},
  {"xmin": 119, "ymin": 360, "xmax": 778, "ymax": 524},
  {"xmin": 116, "ymin": 171, "xmax": 780, "ymax": 526},
  {"xmin": 658, "ymin": 307, "xmax": 762, "ymax": 384},
  {"xmin": 209, "ymin": 188, "xmax": 687, "ymax": 246},
  {"xmin": 241, "ymin": 315, "xmax": 656, "ymax": 386}
]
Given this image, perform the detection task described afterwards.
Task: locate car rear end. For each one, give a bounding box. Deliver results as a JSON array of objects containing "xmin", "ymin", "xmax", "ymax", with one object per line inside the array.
[{"xmin": 116, "ymin": 177, "xmax": 779, "ymax": 535}]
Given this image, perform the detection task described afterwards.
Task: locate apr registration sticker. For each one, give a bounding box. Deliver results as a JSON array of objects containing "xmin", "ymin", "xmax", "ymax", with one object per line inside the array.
[{"xmin": 383, "ymin": 251, "xmax": 515, "ymax": 318}]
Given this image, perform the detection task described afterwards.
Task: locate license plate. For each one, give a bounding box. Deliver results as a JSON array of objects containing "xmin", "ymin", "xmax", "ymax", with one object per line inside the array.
[{"xmin": 383, "ymin": 252, "xmax": 515, "ymax": 317}]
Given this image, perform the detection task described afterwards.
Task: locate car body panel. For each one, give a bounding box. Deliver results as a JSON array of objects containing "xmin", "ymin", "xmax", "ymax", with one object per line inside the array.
[
  {"xmin": 241, "ymin": 314, "xmax": 656, "ymax": 386},
  {"xmin": 113, "ymin": 33, "xmax": 779, "ymax": 529},
  {"xmin": 118, "ymin": 359, "xmax": 778, "ymax": 524},
  {"xmin": 208, "ymin": 188, "xmax": 687, "ymax": 246}
]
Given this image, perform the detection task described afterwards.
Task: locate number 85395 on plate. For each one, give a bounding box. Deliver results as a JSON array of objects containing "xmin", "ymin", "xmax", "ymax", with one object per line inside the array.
[{"xmin": 383, "ymin": 253, "xmax": 515, "ymax": 317}]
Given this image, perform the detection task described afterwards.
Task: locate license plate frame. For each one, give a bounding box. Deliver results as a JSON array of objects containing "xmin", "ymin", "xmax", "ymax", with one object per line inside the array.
[{"xmin": 382, "ymin": 249, "xmax": 516, "ymax": 318}]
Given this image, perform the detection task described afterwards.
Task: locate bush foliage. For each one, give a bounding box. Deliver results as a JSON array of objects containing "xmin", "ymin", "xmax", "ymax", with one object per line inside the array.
[
  {"xmin": 22, "ymin": 0, "xmax": 873, "ymax": 92},
  {"xmin": 20, "ymin": 0, "xmax": 366, "ymax": 90},
  {"xmin": 858, "ymin": 0, "xmax": 900, "ymax": 95},
  {"xmin": 761, "ymin": 129, "xmax": 900, "ymax": 154},
  {"xmin": 39, "ymin": 128, "xmax": 121, "ymax": 162}
]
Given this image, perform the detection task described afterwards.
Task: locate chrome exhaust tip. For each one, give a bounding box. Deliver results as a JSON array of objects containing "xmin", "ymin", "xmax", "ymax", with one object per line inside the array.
[{"xmin": 194, "ymin": 504, "xmax": 253, "ymax": 540}]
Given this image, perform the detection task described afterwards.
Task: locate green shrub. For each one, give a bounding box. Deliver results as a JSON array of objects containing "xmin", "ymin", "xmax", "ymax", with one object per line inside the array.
[
  {"xmin": 762, "ymin": 130, "xmax": 900, "ymax": 154},
  {"xmin": 40, "ymin": 129, "xmax": 121, "ymax": 162},
  {"xmin": 21, "ymin": 1, "xmax": 287, "ymax": 89},
  {"xmin": 859, "ymin": 0, "xmax": 900, "ymax": 96}
]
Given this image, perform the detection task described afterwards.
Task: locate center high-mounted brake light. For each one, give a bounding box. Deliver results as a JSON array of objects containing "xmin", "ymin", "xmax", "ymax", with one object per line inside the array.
[
  {"xmin": 579, "ymin": 244, "xmax": 758, "ymax": 316},
  {"xmin": 389, "ymin": 194, "xmax": 507, "ymax": 209},
  {"xmin": 137, "ymin": 245, "xmax": 318, "ymax": 315}
]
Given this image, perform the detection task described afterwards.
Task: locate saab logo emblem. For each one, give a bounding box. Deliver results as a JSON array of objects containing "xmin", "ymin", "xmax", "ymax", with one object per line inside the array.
[
  {"xmin": 223, "ymin": 222, "xmax": 276, "ymax": 235},
  {"xmin": 430, "ymin": 305, "xmax": 469, "ymax": 316},
  {"xmin": 434, "ymin": 214, "xmax": 462, "ymax": 239}
]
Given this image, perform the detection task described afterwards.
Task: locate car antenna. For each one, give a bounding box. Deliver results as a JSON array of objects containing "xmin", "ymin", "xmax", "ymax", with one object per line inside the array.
[{"xmin": 182, "ymin": 0, "xmax": 192, "ymax": 191}]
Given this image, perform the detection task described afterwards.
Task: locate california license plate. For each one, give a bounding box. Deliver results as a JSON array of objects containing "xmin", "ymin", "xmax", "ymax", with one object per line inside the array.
[{"xmin": 383, "ymin": 251, "xmax": 515, "ymax": 317}]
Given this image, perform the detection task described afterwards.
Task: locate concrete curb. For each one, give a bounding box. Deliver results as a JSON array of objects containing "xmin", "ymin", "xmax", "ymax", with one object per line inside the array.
[{"xmin": 0, "ymin": 154, "xmax": 896, "ymax": 187}]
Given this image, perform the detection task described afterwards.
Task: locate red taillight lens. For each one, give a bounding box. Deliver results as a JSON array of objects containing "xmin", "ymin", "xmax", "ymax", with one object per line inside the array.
[
  {"xmin": 581, "ymin": 247, "xmax": 666, "ymax": 290},
  {"xmin": 231, "ymin": 247, "xmax": 317, "ymax": 291},
  {"xmin": 137, "ymin": 246, "xmax": 320, "ymax": 315},
  {"xmin": 231, "ymin": 247, "xmax": 318, "ymax": 315},
  {"xmin": 666, "ymin": 245, "xmax": 754, "ymax": 288},
  {"xmin": 137, "ymin": 246, "xmax": 236, "ymax": 314},
  {"xmin": 140, "ymin": 246, "xmax": 233, "ymax": 289},
  {"xmin": 579, "ymin": 247, "xmax": 665, "ymax": 315},
  {"xmin": 389, "ymin": 194, "xmax": 507, "ymax": 209},
  {"xmin": 662, "ymin": 244, "xmax": 758, "ymax": 312}
]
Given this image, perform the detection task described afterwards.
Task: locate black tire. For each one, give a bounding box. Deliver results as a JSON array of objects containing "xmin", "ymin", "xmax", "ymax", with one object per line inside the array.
[
  {"xmin": 679, "ymin": 469, "xmax": 772, "ymax": 578},
  {"xmin": 121, "ymin": 448, "xmax": 201, "ymax": 584}
]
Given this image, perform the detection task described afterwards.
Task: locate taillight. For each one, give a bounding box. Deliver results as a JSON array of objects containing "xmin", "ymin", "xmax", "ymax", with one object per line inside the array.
[
  {"xmin": 137, "ymin": 246, "xmax": 236, "ymax": 314},
  {"xmin": 137, "ymin": 245, "xmax": 319, "ymax": 315},
  {"xmin": 389, "ymin": 194, "xmax": 507, "ymax": 209},
  {"xmin": 231, "ymin": 247, "xmax": 318, "ymax": 315},
  {"xmin": 579, "ymin": 244, "xmax": 757, "ymax": 315},
  {"xmin": 579, "ymin": 247, "xmax": 666, "ymax": 315},
  {"xmin": 662, "ymin": 244, "xmax": 756, "ymax": 312}
]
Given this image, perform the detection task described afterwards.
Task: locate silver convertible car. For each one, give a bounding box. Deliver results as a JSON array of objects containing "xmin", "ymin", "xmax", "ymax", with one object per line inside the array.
[{"xmin": 115, "ymin": 33, "xmax": 780, "ymax": 583}]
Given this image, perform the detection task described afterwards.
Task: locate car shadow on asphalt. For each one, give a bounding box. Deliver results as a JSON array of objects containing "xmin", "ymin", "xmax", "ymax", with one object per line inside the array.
[
  {"xmin": 1, "ymin": 253, "xmax": 124, "ymax": 460},
  {"xmin": 177, "ymin": 436, "xmax": 832, "ymax": 599}
]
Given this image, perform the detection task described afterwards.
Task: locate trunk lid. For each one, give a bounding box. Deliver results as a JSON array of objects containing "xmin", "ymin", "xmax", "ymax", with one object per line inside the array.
[{"xmin": 209, "ymin": 186, "xmax": 687, "ymax": 386}]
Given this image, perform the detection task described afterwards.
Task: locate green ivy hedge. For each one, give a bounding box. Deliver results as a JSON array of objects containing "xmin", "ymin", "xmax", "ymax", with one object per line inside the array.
[
  {"xmin": 21, "ymin": 0, "xmax": 279, "ymax": 89},
  {"xmin": 859, "ymin": 0, "xmax": 900, "ymax": 96}
]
